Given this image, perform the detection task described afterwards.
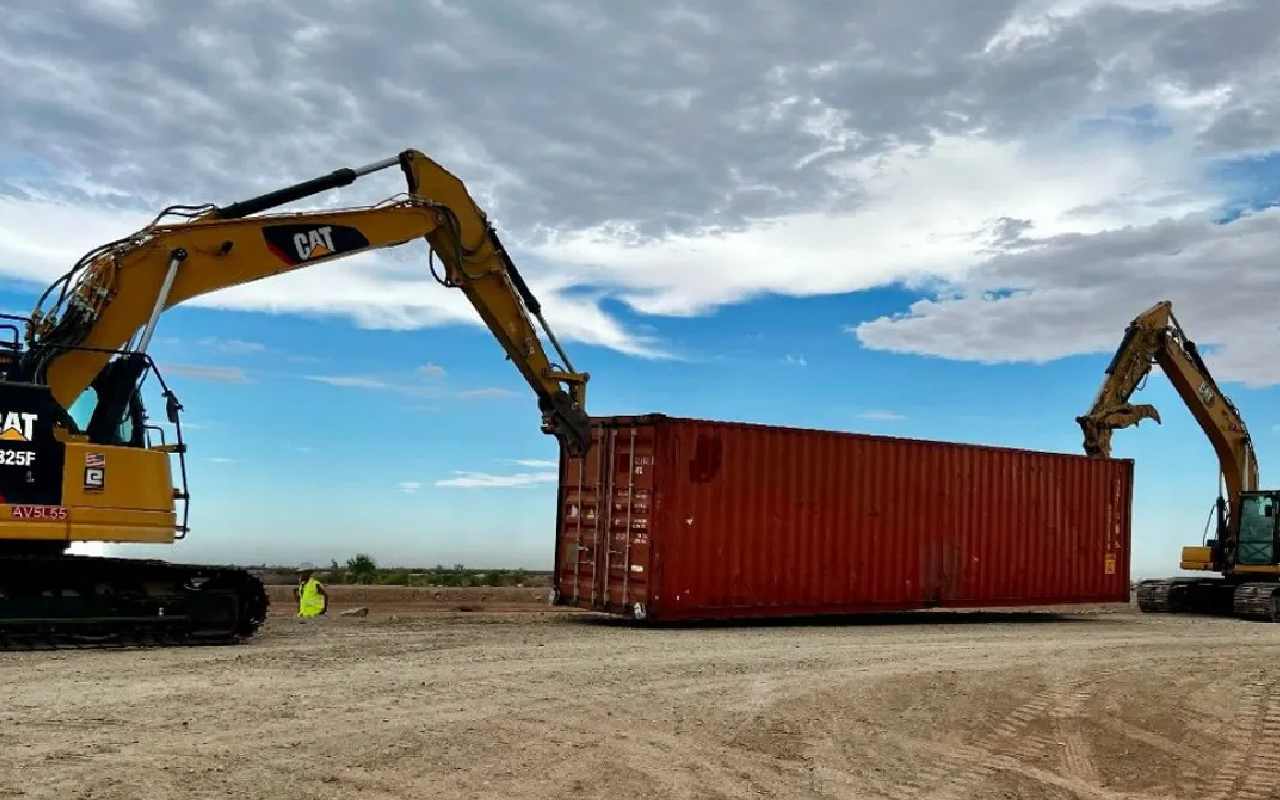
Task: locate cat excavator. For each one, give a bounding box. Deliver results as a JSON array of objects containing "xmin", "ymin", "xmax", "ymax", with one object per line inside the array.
[
  {"xmin": 1077, "ymin": 300, "xmax": 1279, "ymax": 620},
  {"xmin": 0, "ymin": 149, "xmax": 590, "ymax": 646}
]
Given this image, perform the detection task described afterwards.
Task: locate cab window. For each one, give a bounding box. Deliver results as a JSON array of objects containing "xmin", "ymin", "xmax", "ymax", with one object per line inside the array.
[
  {"xmin": 67, "ymin": 389, "xmax": 97, "ymax": 433},
  {"xmin": 66, "ymin": 386, "xmax": 144, "ymax": 446},
  {"xmin": 1240, "ymin": 495, "xmax": 1277, "ymax": 541}
]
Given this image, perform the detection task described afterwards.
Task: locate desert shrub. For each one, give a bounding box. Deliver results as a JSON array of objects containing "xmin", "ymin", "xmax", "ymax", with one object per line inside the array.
[
  {"xmin": 345, "ymin": 553, "xmax": 378, "ymax": 584},
  {"xmin": 376, "ymin": 569, "xmax": 411, "ymax": 585}
]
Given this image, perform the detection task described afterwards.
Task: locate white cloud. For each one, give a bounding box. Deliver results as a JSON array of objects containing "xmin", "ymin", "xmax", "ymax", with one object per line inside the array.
[
  {"xmin": 199, "ymin": 337, "xmax": 266, "ymax": 355},
  {"xmin": 164, "ymin": 364, "xmax": 248, "ymax": 384},
  {"xmin": 305, "ymin": 373, "xmax": 519, "ymax": 401},
  {"xmin": 508, "ymin": 458, "xmax": 557, "ymax": 468},
  {"xmin": 531, "ymin": 135, "xmax": 1214, "ymax": 319},
  {"xmin": 305, "ymin": 374, "xmax": 394, "ymax": 391},
  {"xmin": 457, "ymin": 387, "xmax": 518, "ymax": 400},
  {"xmin": 208, "ymin": 457, "xmax": 236, "ymax": 464},
  {"xmin": 397, "ymin": 481, "xmax": 422, "ymax": 493},
  {"xmin": 3, "ymin": 2, "xmax": 1280, "ymax": 381},
  {"xmin": 435, "ymin": 470, "xmax": 558, "ymax": 489},
  {"xmin": 852, "ymin": 209, "xmax": 1280, "ymax": 386},
  {"xmin": 784, "ymin": 354, "xmax": 808, "ymax": 367},
  {"xmin": 418, "ymin": 362, "xmax": 446, "ymax": 379},
  {"xmin": 0, "ymin": 197, "xmax": 151, "ymax": 286},
  {"xmin": 857, "ymin": 410, "xmax": 906, "ymax": 422},
  {"xmin": 192, "ymin": 251, "xmax": 486, "ymax": 332},
  {"xmin": 0, "ymin": 194, "xmax": 666, "ymax": 359},
  {"xmin": 303, "ymin": 373, "xmax": 443, "ymax": 398}
]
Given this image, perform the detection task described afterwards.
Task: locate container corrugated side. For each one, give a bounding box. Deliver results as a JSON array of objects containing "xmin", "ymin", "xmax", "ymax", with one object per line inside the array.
[{"xmin": 553, "ymin": 416, "xmax": 1132, "ymax": 621}]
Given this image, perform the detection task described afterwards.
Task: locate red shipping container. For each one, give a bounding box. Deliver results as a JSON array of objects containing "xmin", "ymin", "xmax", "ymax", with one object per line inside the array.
[{"xmin": 553, "ymin": 416, "xmax": 1132, "ymax": 621}]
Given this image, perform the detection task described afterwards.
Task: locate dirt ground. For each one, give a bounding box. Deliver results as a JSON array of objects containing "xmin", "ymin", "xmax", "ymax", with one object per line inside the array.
[{"xmin": 5, "ymin": 589, "xmax": 1280, "ymax": 800}]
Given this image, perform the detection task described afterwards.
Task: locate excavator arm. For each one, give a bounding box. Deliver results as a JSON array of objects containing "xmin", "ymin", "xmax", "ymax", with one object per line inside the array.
[
  {"xmin": 22, "ymin": 150, "xmax": 591, "ymax": 455},
  {"xmin": 1077, "ymin": 300, "xmax": 1259, "ymax": 542}
]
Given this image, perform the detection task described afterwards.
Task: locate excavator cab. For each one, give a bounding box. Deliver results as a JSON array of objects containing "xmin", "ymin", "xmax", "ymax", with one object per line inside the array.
[{"xmin": 1237, "ymin": 492, "xmax": 1280, "ymax": 567}]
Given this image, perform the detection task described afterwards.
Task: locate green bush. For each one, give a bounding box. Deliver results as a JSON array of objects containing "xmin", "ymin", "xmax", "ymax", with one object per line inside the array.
[
  {"xmin": 376, "ymin": 569, "xmax": 411, "ymax": 585},
  {"xmin": 345, "ymin": 553, "xmax": 378, "ymax": 584},
  {"xmin": 320, "ymin": 558, "xmax": 551, "ymax": 587}
]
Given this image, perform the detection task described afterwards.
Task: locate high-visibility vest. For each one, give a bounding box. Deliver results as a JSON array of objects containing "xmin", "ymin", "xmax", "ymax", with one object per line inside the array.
[{"xmin": 298, "ymin": 578, "xmax": 325, "ymax": 618}]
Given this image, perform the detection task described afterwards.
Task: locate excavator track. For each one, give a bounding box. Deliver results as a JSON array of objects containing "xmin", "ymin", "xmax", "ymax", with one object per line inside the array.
[
  {"xmin": 0, "ymin": 555, "xmax": 268, "ymax": 649},
  {"xmin": 1232, "ymin": 582, "xmax": 1280, "ymax": 622},
  {"xmin": 1136, "ymin": 579, "xmax": 1175, "ymax": 612},
  {"xmin": 1136, "ymin": 577, "xmax": 1238, "ymax": 616}
]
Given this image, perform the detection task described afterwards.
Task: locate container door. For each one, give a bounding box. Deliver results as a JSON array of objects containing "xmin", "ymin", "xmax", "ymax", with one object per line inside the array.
[
  {"xmin": 558, "ymin": 427, "xmax": 606, "ymax": 606},
  {"xmin": 596, "ymin": 426, "xmax": 655, "ymax": 617}
]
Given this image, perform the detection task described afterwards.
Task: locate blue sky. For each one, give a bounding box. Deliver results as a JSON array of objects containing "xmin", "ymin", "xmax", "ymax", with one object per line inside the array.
[
  {"xmin": 3, "ymin": 1, "xmax": 1280, "ymax": 578},
  {"xmin": 2, "ymin": 273, "xmax": 1271, "ymax": 576}
]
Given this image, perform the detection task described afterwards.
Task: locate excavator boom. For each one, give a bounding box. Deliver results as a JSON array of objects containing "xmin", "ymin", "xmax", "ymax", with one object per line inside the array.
[
  {"xmin": 1077, "ymin": 301, "xmax": 1258, "ymax": 538},
  {"xmin": 26, "ymin": 150, "xmax": 590, "ymax": 455}
]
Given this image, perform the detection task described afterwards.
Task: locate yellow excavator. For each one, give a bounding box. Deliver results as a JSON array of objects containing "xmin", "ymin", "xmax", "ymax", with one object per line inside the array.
[
  {"xmin": 0, "ymin": 149, "xmax": 590, "ymax": 645},
  {"xmin": 1078, "ymin": 300, "xmax": 1279, "ymax": 620}
]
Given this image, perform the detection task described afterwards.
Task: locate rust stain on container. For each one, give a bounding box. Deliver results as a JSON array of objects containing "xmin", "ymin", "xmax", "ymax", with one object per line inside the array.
[{"xmin": 553, "ymin": 415, "xmax": 1133, "ymax": 622}]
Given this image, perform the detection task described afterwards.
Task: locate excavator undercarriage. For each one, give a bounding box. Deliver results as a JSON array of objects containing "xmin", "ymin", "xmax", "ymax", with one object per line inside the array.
[
  {"xmin": 1134, "ymin": 578, "xmax": 1279, "ymax": 620},
  {"xmin": 0, "ymin": 554, "xmax": 267, "ymax": 648}
]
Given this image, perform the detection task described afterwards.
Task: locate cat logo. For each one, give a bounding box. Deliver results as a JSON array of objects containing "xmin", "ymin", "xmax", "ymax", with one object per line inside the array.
[
  {"xmin": 0, "ymin": 412, "xmax": 37, "ymax": 443},
  {"xmin": 293, "ymin": 226, "xmax": 335, "ymax": 261},
  {"xmin": 262, "ymin": 224, "xmax": 371, "ymax": 267}
]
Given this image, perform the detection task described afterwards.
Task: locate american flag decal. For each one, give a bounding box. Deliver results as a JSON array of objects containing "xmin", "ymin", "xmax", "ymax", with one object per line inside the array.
[{"xmin": 85, "ymin": 453, "xmax": 105, "ymax": 467}]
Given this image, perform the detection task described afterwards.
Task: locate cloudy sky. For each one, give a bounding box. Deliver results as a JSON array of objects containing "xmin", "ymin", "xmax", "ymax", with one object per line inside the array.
[{"xmin": 1, "ymin": 0, "xmax": 1278, "ymax": 575}]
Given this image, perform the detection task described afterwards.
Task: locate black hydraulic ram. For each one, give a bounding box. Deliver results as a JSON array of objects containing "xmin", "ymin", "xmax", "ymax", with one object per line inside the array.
[{"xmin": 212, "ymin": 156, "xmax": 401, "ymax": 220}]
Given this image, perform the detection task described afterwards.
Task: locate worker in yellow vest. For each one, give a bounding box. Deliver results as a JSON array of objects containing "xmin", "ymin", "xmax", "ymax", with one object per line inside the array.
[{"xmin": 295, "ymin": 568, "xmax": 328, "ymax": 619}]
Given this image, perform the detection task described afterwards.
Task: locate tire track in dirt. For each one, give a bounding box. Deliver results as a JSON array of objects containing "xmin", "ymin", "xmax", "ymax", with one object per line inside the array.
[
  {"xmin": 1201, "ymin": 680, "xmax": 1267, "ymax": 800},
  {"xmin": 506, "ymin": 714, "xmax": 800, "ymax": 799},
  {"xmin": 296, "ymin": 642, "xmax": 1151, "ymax": 799},
  {"xmin": 897, "ymin": 683, "xmax": 1068, "ymax": 800},
  {"xmin": 1050, "ymin": 674, "xmax": 1105, "ymax": 789},
  {"xmin": 118, "ymin": 642, "xmax": 1058, "ymax": 799},
  {"xmin": 1207, "ymin": 678, "xmax": 1280, "ymax": 800},
  {"xmin": 869, "ymin": 665, "xmax": 1122, "ymax": 800},
  {"xmin": 1092, "ymin": 717, "xmax": 1200, "ymax": 761},
  {"xmin": 151, "ymin": 640, "xmax": 1093, "ymax": 760}
]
